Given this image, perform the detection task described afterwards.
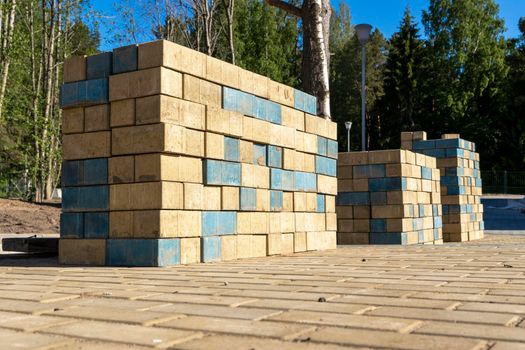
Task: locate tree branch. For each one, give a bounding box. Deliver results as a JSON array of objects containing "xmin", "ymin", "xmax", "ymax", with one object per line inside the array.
[{"xmin": 265, "ymin": 0, "xmax": 302, "ymax": 18}]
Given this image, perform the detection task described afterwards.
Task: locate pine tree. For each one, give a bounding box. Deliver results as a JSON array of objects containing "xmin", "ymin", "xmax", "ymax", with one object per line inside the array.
[{"xmin": 379, "ymin": 7, "xmax": 423, "ymax": 148}]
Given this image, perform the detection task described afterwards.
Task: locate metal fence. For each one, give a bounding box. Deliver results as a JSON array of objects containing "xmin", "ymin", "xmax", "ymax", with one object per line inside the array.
[
  {"xmin": 481, "ymin": 170, "xmax": 525, "ymax": 195},
  {"xmin": 0, "ymin": 177, "xmax": 31, "ymax": 199}
]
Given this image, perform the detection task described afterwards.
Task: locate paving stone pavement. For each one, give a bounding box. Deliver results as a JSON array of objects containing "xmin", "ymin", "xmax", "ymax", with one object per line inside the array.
[{"xmin": 0, "ymin": 234, "xmax": 524, "ymax": 349}]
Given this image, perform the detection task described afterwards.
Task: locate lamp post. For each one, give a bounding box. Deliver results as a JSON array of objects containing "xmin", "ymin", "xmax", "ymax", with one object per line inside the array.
[
  {"xmin": 345, "ymin": 121, "xmax": 352, "ymax": 152},
  {"xmin": 355, "ymin": 23, "xmax": 372, "ymax": 151}
]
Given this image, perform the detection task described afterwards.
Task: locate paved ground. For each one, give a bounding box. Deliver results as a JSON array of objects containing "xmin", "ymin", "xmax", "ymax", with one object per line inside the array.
[{"xmin": 0, "ymin": 234, "xmax": 524, "ymax": 350}]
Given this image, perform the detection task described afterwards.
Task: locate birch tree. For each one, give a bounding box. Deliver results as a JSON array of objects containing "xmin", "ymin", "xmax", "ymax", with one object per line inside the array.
[
  {"xmin": 266, "ymin": 0, "xmax": 331, "ymax": 119},
  {"xmin": 0, "ymin": 0, "xmax": 17, "ymax": 121}
]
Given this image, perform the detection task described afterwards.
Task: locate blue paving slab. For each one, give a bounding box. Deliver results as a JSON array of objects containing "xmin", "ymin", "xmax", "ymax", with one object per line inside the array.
[
  {"xmin": 370, "ymin": 192, "xmax": 387, "ymax": 205},
  {"xmin": 353, "ymin": 164, "xmax": 386, "ymax": 179},
  {"xmin": 62, "ymin": 161, "xmax": 81, "ymax": 187},
  {"xmin": 315, "ymin": 156, "xmax": 336, "ymax": 176},
  {"xmin": 317, "ymin": 137, "xmax": 327, "ymax": 156},
  {"xmin": 418, "ymin": 204, "xmax": 425, "ymax": 218},
  {"xmin": 84, "ymin": 212, "xmax": 109, "ymax": 238},
  {"xmin": 107, "ymin": 239, "xmax": 181, "ymax": 267},
  {"xmin": 83, "ymin": 158, "xmax": 108, "ymax": 185},
  {"xmin": 60, "ymin": 213, "xmax": 84, "ymax": 238},
  {"xmin": 223, "ymin": 87, "xmax": 255, "ymax": 116},
  {"xmin": 282, "ymin": 170, "xmax": 295, "ymax": 191},
  {"xmin": 418, "ymin": 230, "xmax": 425, "ymax": 243},
  {"xmin": 316, "ymin": 194, "xmax": 325, "ymax": 213},
  {"xmin": 421, "ymin": 167, "xmax": 433, "ymax": 180},
  {"xmin": 371, "ymin": 219, "xmax": 386, "ymax": 233},
  {"xmin": 62, "ymin": 186, "xmax": 109, "ymax": 212},
  {"xmin": 60, "ymin": 79, "xmax": 108, "ymax": 108},
  {"xmin": 87, "ymin": 52, "xmax": 113, "ymax": 79},
  {"xmin": 204, "ymin": 160, "xmax": 222, "ymax": 185},
  {"xmin": 445, "ymin": 167, "xmax": 464, "ymax": 176},
  {"xmin": 369, "ymin": 177, "xmax": 407, "ymax": 192},
  {"xmin": 294, "ymin": 89, "xmax": 317, "ymax": 114},
  {"xmin": 204, "ymin": 160, "xmax": 241, "ymax": 186},
  {"xmin": 267, "ymin": 146, "xmax": 282, "ymax": 168},
  {"xmin": 253, "ymin": 144, "xmax": 267, "ymax": 166},
  {"xmin": 303, "ymin": 172, "xmax": 317, "ymax": 192},
  {"xmin": 433, "ymin": 204, "xmax": 439, "ymax": 216},
  {"xmin": 113, "ymin": 44, "xmax": 138, "ymax": 74},
  {"xmin": 201, "ymin": 236, "xmax": 221, "ymax": 262},
  {"xmin": 202, "ymin": 211, "xmax": 237, "ymax": 236},
  {"xmin": 434, "ymin": 228, "xmax": 441, "ymax": 240},
  {"xmin": 434, "ymin": 138, "xmax": 461, "ymax": 149},
  {"xmin": 270, "ymin": 190, "xmax": 283, "ymax": 211},
  {"xmin": 327, "ymin": 139, "xmax": 338, "ymax": 159},
  {"xmin": 240, "ymin": 187, "xmax": 256, "ymax": 211},
  {"xmin": 369, "ymin": 232, "xmax": 407, "ymax": 245},
  {"xmin": 447, "ymin": 186, "xmax": 465, "ymax": 195},
  {"xmin": 266, "ymin": 100, "xmax": 282, "ymax": 124},
  {"xmin": 271, "ymin": 169, "xmax": 283, "ymax": 190},
  {"xmin": 412, "ymin": 140, "xmax": 436, "ymax": 150},
  {"xmin": 224, "ymin": 137, "xmax": 240, "ymax": 162},
  {"xmin": 433, "ymin": 216, "xmax": 442, "ymax": 229},
  {"xmin": 336, "ymin": 192, "xmax": 370, "ymax": 206},
  {"xmin": 446, "ymin": 148, "xmax": 465, "ymax": 158}
]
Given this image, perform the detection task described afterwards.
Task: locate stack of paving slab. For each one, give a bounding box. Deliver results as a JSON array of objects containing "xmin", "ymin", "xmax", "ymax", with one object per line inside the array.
[
  {"xmin": 336, "ymin": 149, "xmax": 443, "ymax": 245},
  {"xmin": 402, "ymin": 132, "xmax": 484, "ymax": 242},
  {"xmin": 59, "ymin": 39, "xmax": 338, "ymax": 266}
]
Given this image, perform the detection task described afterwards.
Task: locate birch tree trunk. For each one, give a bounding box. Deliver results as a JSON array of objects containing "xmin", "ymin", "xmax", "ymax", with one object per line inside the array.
[
  {"xmin": 266, "ymin": 0, "xmax": 331, "ymax": 119},
  {"xmin": 221, "ymin": 0, "xmax": 235, "ymax": 64},
  {"xmin": 0, "ymin": 0, "xmax": 17, "ymax": 121}
]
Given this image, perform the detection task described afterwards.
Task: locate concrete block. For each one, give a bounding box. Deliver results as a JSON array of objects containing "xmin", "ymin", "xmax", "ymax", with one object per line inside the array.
[
  {"xmin": 180, "ymin": 237, "xmax": 201, "ymax": 264},
  {"xmin": 59, "ymin": 239, "xmax": 106, "ymax": 265},
  {"xmin": 268, "ymin": 80, "xmax": 294, "ymax": 107},
  {"xmin": 251, "ymin": 118, "xmax": 270, "ymax": 144},
  {"xmin": 271, "ymin": 169, "xmax": 295, "ymax": 191},
  {"xmin": 224, "ymin": 137, "xmax": 240, "ymax": 162},
  {"xmin": 282, "ymin": 106, "xmax": 305, "ymax": 131},
  {"xmin": 283, "ymin": 192, "xmax": 293, "ymax": 212},
  {"xmin": 128, "ymin": 210, "xmax": 200, "ymax": 239},
  {"xmin": 60, "ymin": 213, "xmax": 83, "ymax": 238},
  {"xmin": 317, "ymin": 136, "xmax": 327, "ymax": 156},
  {"xmin": 369, "ymin": 177, "xmax": 407, "ymax": 192},
  {"xmin": 60, "ymin": 78, "xmax": 108, "ymax": 108},
  {"xmin": 205, "ymin": 132, "xmax": 225, "ymax": 160},
  {"xmin": 306, "ymin": 231, "xmax": 336, "ymax": 251},
  {"xmin": 110, "ymin": 99, "xmax": 135, "ymax": 127},
  {"xmin": 219, "ymin": 186, "xmax": 238, "ymax": 211},
  {"xmin": 302, "ymin": 132, "xmax": 318, "ymax": 154},
  {"xmin": 315, "ymin": 156, "xmax": 336, "ymax": 176},
  {"xmin": 282, "ymin": 149, "xmax": 295, "ymax": 170},
  {"xmin": 109, "ymin": 182, "xmax": 183, "ymax": 210},
  {"xmin": 138, "ymin": 40, "xmax": 206, "ymax": 78},
  {"xmin": 207, "ymin": 55, "xmax": 239, "ymax": 88},
  {"xmin": 327, "ymin": 140, "xmax": 338, "ymax": 159},
  {"xmin": 317, "ymin": 194, "xmax": 325, "ymax": 213},
  {"xmin": 255, "ymin": 97, "xmax": 282, "ymax": 124},
  {"xmin": 108, "ymin": 156, "xmax": 134, "ymax": 184},
  {"xmin": 270, "ymin": 190, "xmax": 283, "ymax": 211},
  {"xmin": 113, "ymin": 44, "xmax": 138, "ymax": 74},
  {"xmin": 82, "ymin": 158, "xmax": 108, "ymax": 185},
  {"xmin": 62, "ymin": 107, "xmax": 84, "ymax": 134},
  {"xmin": 253, "ymin": 165, "xmax": 270, "ymax": 189},
  {"xmin": 136, "ymin": 95, "xmax": 205, "ymax": 130},
  {"xmin": 336, "ymin": 192, "xmax": 369, "ymax": 206},
  {"xmin": 87, "ymin": 52, "xmax": 112, "ymax": 79},
  {"xmin": 294, "ymin": 89, "xmax": 317, "ymax": 114},
  {"xmin": 267, "ymin": 234, "xmax": 281, "ymax": 255},
  {"xmin": 256, "ymin": 189, "xmax": 270, "ymax": 211},
  {"xmin": 353, "ymin": 164, "xmax": 386, "ymax": 179},
  {"xmin": 239, "ymin": 140, "xmax": 253, "ymax": 164},
  {"xmin": 338, "ymin": 232, "xmax": 369, "ymax": 244},
  {"xmin": 251, "ymin": 235, "xmax": 267, "ymax": 257},
  {"xmin": 327, "ymin": 122, "xmax": 337, "ymax": 141},
  {"xmin": 109, "ymin": 211, "xmax": 133, "ymax": 238},
  {"xmin": 317, "ymin": 174, "xmax": 337, "ymax": 195},
  {"xmin": 294, "ymin": 232, "xmax": 307, "ymax": 252},
  {"xmin": 184, "ymin": 128, "xmax": 205, "ymax": 158},
  {"xmin": 240, "ymin": 187, "xmax": 256, "ymax": 211},
  {"xmin": 183, "ymin": 74, "xmax": 221, "ymax": 107},
  {"xmin": 184, "ymin": 183, "xmax": 204, "ymax": 210},
  {"xmin": 109, "ymin": 67, "xmax": 181, "ymax": 101},
  {"xmin": 63, "ymin": 185, "xmax": 109, "ymax": 212},
  {"xmin": 294, "ymin": 192, "xmax": 306, "ymax": 212},
  {"xmin": 84, "ymin": 212, "xmax": 109, "ymax": 239},
  {"xmin": 203, "ymin": 186, "xmax": 221, "ymax": 210},
  {"xmin": 221, "ymin": 235, "xmax": 237, "ymax": 261},
  {"xmin": 64, "ymin": 55, "xmax": 86, "ymax": 83},
  {"xmin": 306, "ymin": 192, "xmax": 317, "ymax": 212},
  {"xmin": 281, "ymin": 233, "xmax": 294, "ymax": 254},
  {"xmin": 326, "ymin": 213, "xmax": 337, "ymax": 231},
  {"xmin": 107, "ymin": 238, "xmax": 181, "ymax": 267},
  {"xmin": 206, "ymin": 106, "xmax": 243, "ymax": 137},
  {"xmin": 236, "ymin": 235, "xmax": 252, "ymax": 259},
  {"xmin": 238, "ymin": 70, "xmax": 269, "ymax": 99},
  {"xmin": 267, "ymin": 146, "xmax": 283, "ymax": 168},
  {"xmin": 205, "ymin": 160, "xmax": 241, "ymax": 186}
]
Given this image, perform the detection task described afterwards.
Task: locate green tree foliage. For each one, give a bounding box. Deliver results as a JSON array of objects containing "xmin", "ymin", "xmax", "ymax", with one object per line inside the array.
[
  {"xmin": 378, "ymin": 7, "xmax": 424, "ymax": 148},
  {"xmin": 330, "ymin": 4, "xmax": 387, "ymax": 151}
]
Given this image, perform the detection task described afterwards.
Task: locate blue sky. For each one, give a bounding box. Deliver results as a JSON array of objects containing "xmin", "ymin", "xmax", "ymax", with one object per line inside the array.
[{"xmin": 92, "ymin": 0, "xmax": 524, "ymax": 51}]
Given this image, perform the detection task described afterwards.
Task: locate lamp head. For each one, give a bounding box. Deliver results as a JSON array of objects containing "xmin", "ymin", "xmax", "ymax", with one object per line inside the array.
[
  {"xmin": 345, "ymin": 121, "xmax": 353, "ymax": 130},
  {"xmin": 355, "ymin": 24, "xmax": 372, "ymax": 45}
]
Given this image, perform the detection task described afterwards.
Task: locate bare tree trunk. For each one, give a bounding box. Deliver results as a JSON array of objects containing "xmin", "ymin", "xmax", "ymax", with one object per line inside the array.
[
  {"xmin": 266, "ymin": 0, "xmax": 331, "ymax": 119},
  {"xmin": 0, "ymin": 0, "xmax": 17, "ymax": 121},
  {"xmin": 221, "ymin": 0, "xmax": 235, "ymax": 64}
]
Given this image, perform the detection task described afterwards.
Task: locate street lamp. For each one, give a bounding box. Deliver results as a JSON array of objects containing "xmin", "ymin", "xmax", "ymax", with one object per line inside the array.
[
  {"xmin": 345, "ymin": 121, "xmax": 352, "ymax": 152},
  {"xmin": 355, "ymin": 23, "xmax": 372, "ymax": 151}
]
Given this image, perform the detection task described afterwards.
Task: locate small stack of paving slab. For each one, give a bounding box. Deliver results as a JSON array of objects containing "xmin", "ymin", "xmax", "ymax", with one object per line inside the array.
[
  {"xmin": 402, "ymin": 131, "xmax": 484, "ymax": 242},
  {"xmin": 59, "ymin": 40, "xmax": 338, "ymax": 266},
  {"xmin": 336, "ymin": 149, "xmax": 443, "ymax": 245}
]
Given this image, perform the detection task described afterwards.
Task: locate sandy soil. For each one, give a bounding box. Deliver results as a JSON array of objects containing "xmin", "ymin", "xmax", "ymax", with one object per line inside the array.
[{"xmin": 0, "ymin": 198, "xmax": 60, "ymax": 234}]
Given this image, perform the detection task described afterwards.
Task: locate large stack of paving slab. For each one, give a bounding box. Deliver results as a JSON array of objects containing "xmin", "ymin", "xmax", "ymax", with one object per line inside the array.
[
  {"xmin": 336, "ymin": 149, "xmax": 443, "ymax": 245},
  {"xmin": 59, "ymin": 40, "xmax": 338, "ymax": 266},
  {"xmin": 401, "ymin": 132, "xmax": 484, "ymax": 242}
]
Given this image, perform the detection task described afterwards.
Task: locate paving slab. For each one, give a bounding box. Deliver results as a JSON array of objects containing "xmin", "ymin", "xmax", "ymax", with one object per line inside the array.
[{"xmin": 0, "ymin": 233, "xmax": 524, "ymax": 349}]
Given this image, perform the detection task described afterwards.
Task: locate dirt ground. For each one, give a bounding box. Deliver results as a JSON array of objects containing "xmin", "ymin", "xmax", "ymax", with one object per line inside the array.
[{"xmin": 0, "ymin": 198, "xmax": 60, "ymax": 234}]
